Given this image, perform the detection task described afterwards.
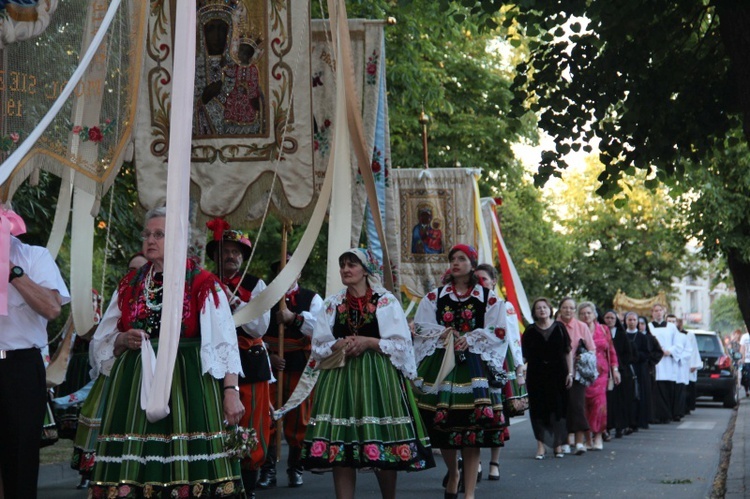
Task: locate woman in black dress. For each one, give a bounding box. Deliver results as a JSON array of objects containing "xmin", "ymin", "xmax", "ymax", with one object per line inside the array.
[
  {"xmin": 522, "ymin": 298, "xmax": 574, "ymax": 459},
  {"xmin": 604, "ymin": 310, "xmax": 635, "ymax": 438}
]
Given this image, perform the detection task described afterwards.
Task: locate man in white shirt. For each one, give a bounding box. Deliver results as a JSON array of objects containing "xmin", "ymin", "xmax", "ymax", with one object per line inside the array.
[
  {"xmin": 649, "ymin": 304, "xmax": 686, "ymax": 423},
  {"xmin": 0, "ymin": 232, "xmax": 70, "ymax": 498},
  {"xmin": 667, "ymin": 314, "xmax": 693, "ymax": 420}
]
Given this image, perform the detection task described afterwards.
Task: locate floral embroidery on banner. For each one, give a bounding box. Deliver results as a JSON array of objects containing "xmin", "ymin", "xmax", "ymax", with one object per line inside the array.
[
  {"xmin": 314, "ymin": 118, "xmax": 332, "ymax": 156},
  {"xmin": 365, "ymin": 49, "xmax": 379, "ymax": 85},
  {"xmin": 71, "ymin": 119, "xmax": 116, "ymax": 143},
  {"xmin": 0, "ymin": 132, "xmax": 20, "ymax": 153}
]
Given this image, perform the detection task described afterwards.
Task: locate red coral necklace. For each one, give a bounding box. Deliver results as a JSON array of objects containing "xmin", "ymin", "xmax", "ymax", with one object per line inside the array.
[
  {"xmin": 452, "ymin": 284, "xmax": 472, "ymax": 300},
  {"xmin": 345, "ymin": 287, "xmax": 373, "ymax": 335}
]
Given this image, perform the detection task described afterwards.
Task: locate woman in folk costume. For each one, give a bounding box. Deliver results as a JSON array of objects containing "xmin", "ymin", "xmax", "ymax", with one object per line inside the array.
[
  {"xmin": 88, "ymin": 207, "xmax": 246, "ymax": 498},
  {"xmin": 70, "ymin": 253, "xmax": 148, "ymax": 489},
  {"xmin": 413, "ymin": 244, "xmax": 507, "ymax": 499},
  {"xmin": 301, "ymin": 248, "xmax": 434, "ymax": 499},
  {"xmin": 473, "ymin": 263, "xmax": 525, "ymax": 481}
]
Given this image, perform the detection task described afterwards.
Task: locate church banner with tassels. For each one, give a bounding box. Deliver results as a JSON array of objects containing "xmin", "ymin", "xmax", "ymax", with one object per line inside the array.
[
  {"xmin": 393, "ymin": 168, "xmax": 477, "ymax": 300},
  {"xmin": 0, "ymin": 0, "xmax": 147, "ymax": 202},
  {"xmin": 134, "ymin": 0, "xmax": 314, "ymax": 225}
]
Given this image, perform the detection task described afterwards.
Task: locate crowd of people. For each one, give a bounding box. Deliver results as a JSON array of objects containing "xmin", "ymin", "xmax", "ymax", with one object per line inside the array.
[
  {"xmin": 0, "ymin": 202, "xmax": 734, "ymax": 499},
  {"xmin": 523, "ymin": 298, "xmax": 704, "ymax": 463}
]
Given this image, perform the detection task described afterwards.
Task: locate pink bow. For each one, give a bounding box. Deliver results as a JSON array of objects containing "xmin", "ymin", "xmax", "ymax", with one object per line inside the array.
[{"xmin": 0, "ymin": 208, "xmax": 27, "ymax": 316}]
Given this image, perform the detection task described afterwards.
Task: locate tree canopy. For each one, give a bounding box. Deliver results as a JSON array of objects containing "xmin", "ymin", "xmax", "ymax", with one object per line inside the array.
[{"xmin": 452, "ymin": 0, "xmax": 750, "ymax": 328}]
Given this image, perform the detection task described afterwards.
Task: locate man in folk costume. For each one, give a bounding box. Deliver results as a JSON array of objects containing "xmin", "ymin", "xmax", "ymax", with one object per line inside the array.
[
  {"xmin": 257, "ymin": 256, "xmax": 323, "ymax": 488},
  {"xmin": 207, "ymin": 224, "xmax": 271, "ymax": 499},
  {"xmin": 648, "ymin": 304, "xmax": 688, "ymax": 424}
]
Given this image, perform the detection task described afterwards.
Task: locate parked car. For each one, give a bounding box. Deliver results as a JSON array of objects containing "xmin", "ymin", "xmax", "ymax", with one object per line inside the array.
[{"xmin": 692, "ymin": 330, "xmax": 738, "ymax": 408}]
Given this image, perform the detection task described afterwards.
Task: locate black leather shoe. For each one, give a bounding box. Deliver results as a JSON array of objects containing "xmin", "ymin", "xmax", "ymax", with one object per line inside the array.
[
  {"xmin": 288, "ymin": 468, "xmax": 304, "ymax": 488},
  {"xmin": 257, "ymin": 467, "xmax": 277, "ymax": 489}
]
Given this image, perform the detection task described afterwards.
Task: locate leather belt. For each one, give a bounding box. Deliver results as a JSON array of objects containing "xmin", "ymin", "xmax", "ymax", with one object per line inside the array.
[{"xmin": 0, "ymin": 347, "xmax": 40, "ymax": 360}]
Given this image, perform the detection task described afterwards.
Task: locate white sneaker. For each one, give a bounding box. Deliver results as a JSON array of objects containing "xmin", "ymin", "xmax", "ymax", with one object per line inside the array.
[
  {"xmin": 561, "ymin": 444, "xmax": 571, "ymax": 454},
  {"xmin": 575, "ymin": 443, "xmax": 587, "ymax": 455}
]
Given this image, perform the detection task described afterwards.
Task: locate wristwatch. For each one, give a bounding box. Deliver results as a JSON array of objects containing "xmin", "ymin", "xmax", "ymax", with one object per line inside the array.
[{"xmin": 9, "ymin": 266, "xmax": 24, "ymax": 282}]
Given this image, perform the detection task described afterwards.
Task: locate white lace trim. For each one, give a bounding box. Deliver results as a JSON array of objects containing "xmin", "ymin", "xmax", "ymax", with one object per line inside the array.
[
  {"xmin": 412, "ymin": 332, "xmax": 442, "ymax": 366},
  {"xmin": 99, "ymin": 432, "xmax": 223, "ymax": 443},
  {"xmin": 310, "ymin": 414, "xmax": 413, "ymax": 426},
  {"xmin": 412, "ymin": 378, "xmax": 503, "ymax": 394},
  {"xmin": 96, "ymin": 452, "xmax": 231, "ymax": 465},
  {"xmin": 201, "ymin": 341, "xmax": 243, "ymax": 379},
  {"xmin": 311, "ymin": 336, "xmax": 334, "ymax": 360},
  {"xmin": 465, "ymin": 330, "xmax": 506, "ymax": 371},
  {"xmin": 380, "ymin": 337, "xmax": 418, "ymax": 379}
]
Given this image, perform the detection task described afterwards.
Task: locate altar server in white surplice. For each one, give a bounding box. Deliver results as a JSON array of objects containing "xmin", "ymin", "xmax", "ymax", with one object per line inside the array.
[
  {"xmin": 648, "ymin": 304, "xmax": 682, "ymax": 424},
  {"xmin": 667, "ymin": 314, "xmax": 692, "ymax": 421}
]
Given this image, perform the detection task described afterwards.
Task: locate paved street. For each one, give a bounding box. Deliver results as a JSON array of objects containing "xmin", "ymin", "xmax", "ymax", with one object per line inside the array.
[{"xmin": 39, "ymin": 395, "xmax": 740, "ymax": 498}]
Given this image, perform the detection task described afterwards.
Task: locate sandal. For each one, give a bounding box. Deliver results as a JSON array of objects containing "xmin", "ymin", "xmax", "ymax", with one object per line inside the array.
[
  {"xmin": 488, "ymin": 461, "xmax": 500, "ymax": 481},
  {"xmin": 534, "ymin": 453, "xmax": 545, "ymax": 460}
]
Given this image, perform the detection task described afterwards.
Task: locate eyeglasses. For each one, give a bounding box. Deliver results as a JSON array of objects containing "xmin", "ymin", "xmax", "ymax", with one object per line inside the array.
[{"xmin": 140, "ymin": 230, "xmax": 165, "ymax": 241}]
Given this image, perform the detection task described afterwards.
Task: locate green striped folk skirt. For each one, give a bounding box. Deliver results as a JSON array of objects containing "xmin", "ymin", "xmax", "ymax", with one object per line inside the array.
[
  {"xmin": 88, "ymin": 339, "xmax": 245, "ymax": 499},
  {"xmin": 414, "ymin": 349, "xmax": 505, "ymax": 449},
  {"xmin": 71, "ymin": 374, "xmax": 111, "ymax": 475},
  {"xmin": 301, "ymin": 350, "xmax": 435, "ymax": 472}
]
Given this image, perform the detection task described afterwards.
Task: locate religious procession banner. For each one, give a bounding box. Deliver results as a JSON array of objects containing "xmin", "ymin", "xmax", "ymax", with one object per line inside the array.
[
  {"xmin": 0, "ymin": 0, "xmax": 147, "ymax": 202},
  {"xmin": 394, "ymin": 168, "xmax": 477, "ymax": 300},
  {"xmin": 310, "ymin": 19, "xmax": 397, "ymax": 271},
  {"xmin": 613, "ymin": 289, "xmax": 667, "ymax": 318},
  {"xmin": 135, "ymin": 0, "xmax": 314, "ymax": 225}
]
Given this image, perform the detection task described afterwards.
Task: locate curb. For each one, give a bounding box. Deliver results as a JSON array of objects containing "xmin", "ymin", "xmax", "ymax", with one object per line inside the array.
[{"xmin": 725, "ymin": 397, "xmax": 746, "ymax": 498}]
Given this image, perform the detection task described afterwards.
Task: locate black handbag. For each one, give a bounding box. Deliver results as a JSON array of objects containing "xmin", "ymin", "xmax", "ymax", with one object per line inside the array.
[
  {"xmin": 486, "ymin": 362, "xmax": 508, "ymax": 388},
  {"xmin": 240, "ymin": 345, "xmax": 272, "ymax": 384}
]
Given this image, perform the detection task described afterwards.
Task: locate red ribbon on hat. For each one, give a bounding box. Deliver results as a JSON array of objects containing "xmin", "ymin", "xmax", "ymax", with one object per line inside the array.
[
  {"xmin": 1, "ymin": 208, "xmax": 27, "ymax": 316},
  {"xmin": 206, "ymin": 217, "xmax": 230, "ymax": 241}
]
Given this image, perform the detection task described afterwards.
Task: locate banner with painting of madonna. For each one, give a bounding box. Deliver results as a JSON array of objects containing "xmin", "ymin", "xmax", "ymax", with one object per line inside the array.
[
  {"xmin": 134, "ymin": 0, "xmax": 314, "ymax": 225},
  {"xmin": 393, "ymin": 168, "xmax": 477, "ymax": 300}
]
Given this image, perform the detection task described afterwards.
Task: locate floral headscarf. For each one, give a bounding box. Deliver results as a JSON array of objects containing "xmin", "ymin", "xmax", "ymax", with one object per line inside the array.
[{"xmin": 342, "ymin": 248, "xmax": 383, "ymax": 291}]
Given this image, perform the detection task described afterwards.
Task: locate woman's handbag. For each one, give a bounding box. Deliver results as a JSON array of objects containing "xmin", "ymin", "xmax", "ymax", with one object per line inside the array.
[
  {"xmin": 607, "ymin": 370, "xmax": 615, "ymax": 391},
  {"xmin": 574, "ymin": 339, "xmax": 598, "ymax": 387},
  {"xmin": 606, "ymin": 338, "xmax": 615, "ymax": 391},
  {"xmin": 486, "ymin": 362, "xmax": 508, "ymax": 388},
  {"xmin": 506, "ymin": 393, "xmax": 529, "ymax": 417}
]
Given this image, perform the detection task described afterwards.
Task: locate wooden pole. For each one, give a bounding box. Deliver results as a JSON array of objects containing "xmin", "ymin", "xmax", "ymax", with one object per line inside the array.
[
  {"xmin": 419, "ymin": 109, "xmax": 429, "ymax": 169},
  {"xmin": 275, "ymin": 223, "xmax": 289, "ymax": 461}
]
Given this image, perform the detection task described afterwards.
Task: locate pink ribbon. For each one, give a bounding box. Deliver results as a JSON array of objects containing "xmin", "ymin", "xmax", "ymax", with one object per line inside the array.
[{"xmin": 0, "ymin": 208, "xmax": 27, "ymax": 316}]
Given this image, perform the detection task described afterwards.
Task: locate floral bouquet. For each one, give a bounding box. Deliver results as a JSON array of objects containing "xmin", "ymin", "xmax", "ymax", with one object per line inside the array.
[{"xmin": 224, "ymin": 425, "xmax": 258, "ymax": 459}]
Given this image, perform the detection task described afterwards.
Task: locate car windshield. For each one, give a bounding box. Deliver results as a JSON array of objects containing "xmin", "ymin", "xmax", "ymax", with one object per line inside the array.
[{"xmin": 695, "ymin": 334, "xmax": 723, "ymax": 355}]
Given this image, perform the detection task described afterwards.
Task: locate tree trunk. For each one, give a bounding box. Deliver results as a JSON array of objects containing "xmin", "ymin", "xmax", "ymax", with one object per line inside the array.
[
  {"xmin": 726, "ymin": 249, "xmax": 750, "ymax": 332},
  {"xmin": 716, "ymin": 1, "xmax": 750, "ymax": 142}
]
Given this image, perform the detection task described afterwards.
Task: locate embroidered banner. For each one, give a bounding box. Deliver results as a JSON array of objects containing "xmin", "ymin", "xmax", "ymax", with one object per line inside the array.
[
  {"xmin": 135, "ymin": 0, "xmax": 314, "ymax": 225},
  {"xmin": 393, "ymin": 168, "xmax": 476, "ymax": 300},
  {"xmin": 310, "ymin": 19, "xmax": 397, "ymax": 275},
  {"xmin": 0, "ymin": 0, "xmax": 147, "ymax": 203}
]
